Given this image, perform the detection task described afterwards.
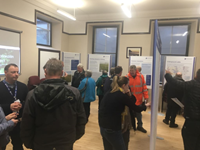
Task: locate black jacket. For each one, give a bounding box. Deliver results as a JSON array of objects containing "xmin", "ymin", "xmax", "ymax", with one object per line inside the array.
[
  {"xmin": 72, "ymin": 70, "xmax": 85, "ymax": 88},
  {"xmin": 0, "ymin": 81, "xmax": 28, "ymax": 135},
  {"xmin": 21, "ymin": 79, "xmax": 86, "ymax": 150},
  {"xmin": 103, "ymin": 74, "xmax": 115, "ymax": 93},
  {"xmin": 163, "ymin": 76, "xmax": 184, "ymax": 108},
  {"xmin": 165, "ymin": 73, "xmax": 200, "ymax": 120}
]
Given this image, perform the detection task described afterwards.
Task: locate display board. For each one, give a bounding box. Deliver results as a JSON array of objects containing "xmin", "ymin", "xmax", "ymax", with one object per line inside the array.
[
  {"xmin": 88, "ymin": 54, "xmax": 111, "ymax": 81},
  {"xmin": 129, "ymin": 56, "xmax": 153, "ymax": 89},
  {"xmin": 150, "ymin": 20, "xmax": 162, "ymax": 150},
  {"xmin": 62, "ymin": 52, "xmax": 81, "ymax": 74},
  {"xmin": 0, "ymin": 28, "xmax": 21, "ymax": 75},
  {"xmin": 38, "ymin": 49, "xmax": 60, "ymax": 79},
  {"xmin": 165, "ymin": 56, "xmax": 195, "ymax": 82}
]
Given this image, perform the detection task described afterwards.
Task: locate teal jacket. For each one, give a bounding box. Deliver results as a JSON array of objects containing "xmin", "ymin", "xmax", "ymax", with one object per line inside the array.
[
  {"xmin": 96, "ymin": 75, "xmax": 108, "ymax": 96},
  {"xmin": 78, "ymin": 77, "xmax": 96, "ymax": 103}
]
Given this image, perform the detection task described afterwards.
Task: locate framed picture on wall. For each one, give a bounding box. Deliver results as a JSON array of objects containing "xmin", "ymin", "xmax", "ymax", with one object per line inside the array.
[{"xmin": 126, "ymin": 47, "xmax": 142, "ymax": 58}]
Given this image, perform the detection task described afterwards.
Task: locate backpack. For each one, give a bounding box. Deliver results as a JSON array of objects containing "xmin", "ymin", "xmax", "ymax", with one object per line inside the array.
[{"xmin": 100, "ymin": 77, "xmax": 107, "ymax": 91}]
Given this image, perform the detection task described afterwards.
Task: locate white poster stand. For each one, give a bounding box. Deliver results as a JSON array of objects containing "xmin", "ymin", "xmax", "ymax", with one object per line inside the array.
[
  {"xmin": 62, "ymin": 52, "xmax": 81, "ymax": 83},
  {"xmin": 129, "ymin": 56, "xmax": 153, "ymax": 89},
  {"xmin": 88, "ymin": 54, "xmax": 111, "ymax": 81},
  {"xmin": 164, "ymin": 56, "xmax": 195, "ymax": 84}
]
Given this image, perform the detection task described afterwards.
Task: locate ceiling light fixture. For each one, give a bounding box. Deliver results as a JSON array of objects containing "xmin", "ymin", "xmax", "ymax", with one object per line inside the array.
[
  {"xmin": 182, "ymin": 31, "xmax": 188, "ymax": 36},
  {"xmin": 176, "ymin": 40, "xmax": 179, "ymax": 44},
  {"xmin": 103, "ymin": 33, "xmax": 111, "ymax": 38},
  {"xmin": 51, "ymin": 0, "xmax": 84, "ymax": 8},
  {"xmin": 57, "ymin": 9, "xmax": 76, "ymax": 21},
  {"xmin": 121, "ymin": 3, "xmax": 132, "ymax": 18}
]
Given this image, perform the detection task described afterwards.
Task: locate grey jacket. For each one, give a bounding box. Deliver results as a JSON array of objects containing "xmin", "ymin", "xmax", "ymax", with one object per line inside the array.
[{"xmin": 0, "ymin": 107, "xmax": 14, "ymax": 147}]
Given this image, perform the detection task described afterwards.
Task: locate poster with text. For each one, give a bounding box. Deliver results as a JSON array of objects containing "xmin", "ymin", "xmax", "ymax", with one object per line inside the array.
[
  {"xmin": 165, "ymin": 56, "xmax": 195, "ymax": 84},
  {"xmin": 88, "ymin": 54, "xmax": 111, "ymax": 81},
  {"xmin": 129, "ymin": 56, "xmax": 153, "ymax": 89},
  {"xmin": 62, "ymin": 52, "xmax": 81, "ymax": 75}
]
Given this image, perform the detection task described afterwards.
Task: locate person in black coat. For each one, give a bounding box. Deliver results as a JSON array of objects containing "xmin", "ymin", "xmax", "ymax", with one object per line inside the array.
[
  {"xmin": 0, "ymin": 64, "xmax": 28, "ymax": 150},
  {"xmin": 21, "ymin": 58, "xmax": 86, "ymax": 150},
  {"xmin": 71, "ymin": 63, "xmax": 85, "ymax": 88},
  {"xmin": 163, "ymin": 72, "xmax": 184, "ymax": 128},
  {"xmin": 165, "ymin": 69, "xmax": 200, "ymax": 150}
]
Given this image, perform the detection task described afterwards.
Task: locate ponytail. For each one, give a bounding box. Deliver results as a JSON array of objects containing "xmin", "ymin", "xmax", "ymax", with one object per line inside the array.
[{"xmin": 110, "ymin": 76, "xmax": 129, "ymax": 93}]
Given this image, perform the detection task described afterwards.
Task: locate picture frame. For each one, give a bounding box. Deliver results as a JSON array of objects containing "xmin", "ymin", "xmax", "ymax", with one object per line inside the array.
[{"xmin": 126, "ymin": 47, "xmax": 142, "ymax": 58}]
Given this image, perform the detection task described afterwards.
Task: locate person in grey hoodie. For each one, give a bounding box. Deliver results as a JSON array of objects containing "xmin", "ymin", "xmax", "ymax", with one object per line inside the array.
[{"xmin": 0, "ymin": 107, "xmax": 18, "ymax": 150}]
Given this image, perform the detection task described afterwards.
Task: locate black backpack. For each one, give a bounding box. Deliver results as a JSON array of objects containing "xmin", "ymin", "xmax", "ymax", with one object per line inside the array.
[{"xmin": 100, "ymin": 77, "xmax": 107, "ymax": 91}]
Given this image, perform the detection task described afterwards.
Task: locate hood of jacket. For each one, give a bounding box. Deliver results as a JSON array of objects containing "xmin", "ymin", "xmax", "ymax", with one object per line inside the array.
[{"xmin": 33, "ymin": 79, "xmax": 75, "ymax": 111}]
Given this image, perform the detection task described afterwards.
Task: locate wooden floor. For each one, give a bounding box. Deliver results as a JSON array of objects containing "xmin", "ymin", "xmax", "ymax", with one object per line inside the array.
[{"xmin": 7, "ymin": 100, "xmax": 184, "ymax": 150}]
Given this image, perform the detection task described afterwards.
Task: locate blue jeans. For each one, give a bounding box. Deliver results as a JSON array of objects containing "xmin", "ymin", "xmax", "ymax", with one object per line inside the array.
[
  {"xmin": 100, "ymin": 127, "xmax": 126, "ymax": 150},
  {"xmin": 136, "ymin": 112, "xmax": 143, "ymax": 127}
]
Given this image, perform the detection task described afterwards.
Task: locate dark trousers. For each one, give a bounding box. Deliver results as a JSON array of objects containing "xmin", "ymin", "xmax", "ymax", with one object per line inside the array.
[
  {"xmin": 9, "ymin": 132, "xmax": 24, "ymax": 150},
  {"xmin": 83, "ymin": 102, "xmax": 91, "ymax": 122},
  {"xmin": 98, "ymin": 95, "xmax": 104, "ymax": 109},
  {"xmin": 165, "ymin": 105, "xmax": 179, "ymax": 124},
  {"xmin": 182, "ymin": 119, "xmax": 200, "ymax": 150},
  {"xmin": 122, "ymin": 130, "xmax": 130, "ymax": 150},
  {"xmin": 136, "ymin": 112, "xmax": 143, "ymax": 127},
  {"xmin": 130, "ymin": 110, "xmax": 136, "ymax": 130},
  {"xmin": 100, "ymin": 127, "xmax": 126, "ymax": 150}
]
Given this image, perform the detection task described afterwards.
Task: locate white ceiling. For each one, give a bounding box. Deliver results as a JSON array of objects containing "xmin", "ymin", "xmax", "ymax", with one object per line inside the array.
[{"xmin": 41, "ymin": 0, "xmax": 200, "ymax": 16}]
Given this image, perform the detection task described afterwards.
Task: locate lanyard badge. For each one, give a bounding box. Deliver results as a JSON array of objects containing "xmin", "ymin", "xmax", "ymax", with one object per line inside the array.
[{"xmin": 3, "ymin": 80, "xmax": 17, "ymax": 101}]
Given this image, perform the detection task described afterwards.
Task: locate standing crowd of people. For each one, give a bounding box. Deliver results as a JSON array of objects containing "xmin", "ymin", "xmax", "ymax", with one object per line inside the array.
[{"xmin": 0, "ymin": 58, "xmax": 200, "ymax": 150}]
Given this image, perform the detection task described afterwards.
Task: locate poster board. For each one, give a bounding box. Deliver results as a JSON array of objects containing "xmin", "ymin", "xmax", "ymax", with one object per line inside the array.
[
  {"xmin": 129, "ymin": 56, "xmax": 153, "ymax": 89},
  {"xmin": 88, "ymin": 54, "xmax": 111, "ymax": 81},
  {"xmin": 164, "ymin": 56, "xmax": 195, "ymax": 83},
  {"xmin": 38, "ymin": 49, "xmax": 60, "ymax": 79}
]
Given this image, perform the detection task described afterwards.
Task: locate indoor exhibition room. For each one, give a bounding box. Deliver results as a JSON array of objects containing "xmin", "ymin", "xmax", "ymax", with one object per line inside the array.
[{"xmin": 0, "ymin": 0, "xmax": 200, "ymax": 150}]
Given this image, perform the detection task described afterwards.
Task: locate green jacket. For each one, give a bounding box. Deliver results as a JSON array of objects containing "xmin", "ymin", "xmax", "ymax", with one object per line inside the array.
[{"xmin": 96, "ymin": 75, "xmax": 108, "ymax": 96}]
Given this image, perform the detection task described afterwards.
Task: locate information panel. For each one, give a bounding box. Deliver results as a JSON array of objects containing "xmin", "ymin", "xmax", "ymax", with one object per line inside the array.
[
  {"xmin": 165, "ymin": 56, "xmax": 195, "ymax": 82},
  {"xmin": 62, "ymin": 52, "xmax": 81, "ymax": 74},
  {"xmin": 129, "ymin": 56, "xmax": 153, "ymax": 89},
  {"xmin": 88, "ymin": 54, "xmax": 111, "ymax": 81}
]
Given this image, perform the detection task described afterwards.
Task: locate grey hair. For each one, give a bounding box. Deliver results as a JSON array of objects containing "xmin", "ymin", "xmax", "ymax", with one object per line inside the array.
[
  {"xmin": 129, "ymin": 65, "xmax": 136, "ymax": 70},
  {"xmin": 77, "ymin": 63, "xmax": 83, "ymax": 68},
  {"xmin": 85, "ymin": 70, "xmax": 92, "ymax": 77},
  {"xmin": 45, "ymin": 58, "xmax": 63, "ymax": 76}
]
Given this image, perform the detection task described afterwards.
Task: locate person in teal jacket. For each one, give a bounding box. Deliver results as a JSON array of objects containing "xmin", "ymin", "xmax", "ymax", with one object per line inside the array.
[
  {"xmin": 78, "ymin": 70, "xmax": 96, "ymax": 122},
  {"xmin": 96, "ymin": 70, "xmax": 108, "ymax": 109}
]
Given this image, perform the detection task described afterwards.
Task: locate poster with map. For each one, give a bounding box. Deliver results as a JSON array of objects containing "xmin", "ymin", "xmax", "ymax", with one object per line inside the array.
[{"xmin": 165, "ymin": 56, "xmax": 195, "ymax": 83}]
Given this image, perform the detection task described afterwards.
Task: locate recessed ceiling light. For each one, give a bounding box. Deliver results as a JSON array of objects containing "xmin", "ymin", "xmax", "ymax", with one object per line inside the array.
[
  {"xmin": 51, "ymin": 0, "xmax": 84, "ymax": 8},
  {"xmin": 176, "ymin": 40, "xmax": 179, "ymax": 44}
]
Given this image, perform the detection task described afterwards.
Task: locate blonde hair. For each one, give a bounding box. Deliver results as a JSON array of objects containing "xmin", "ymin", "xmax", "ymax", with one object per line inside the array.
[{"xmin": 111, "ymin": 76, "xmax": 129, "ymax": 93}]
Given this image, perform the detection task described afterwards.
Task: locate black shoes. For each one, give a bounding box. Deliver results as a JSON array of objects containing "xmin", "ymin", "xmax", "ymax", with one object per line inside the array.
[
  {"xmin": 163, "ymin": 119, "xmax": 169, "ymax": 125},
  {"xmin": 169, "ymin": 123, "xmax": 178, "ymax": 128},
  {"xmin": 137, "ymin": 126, "xmax": 147, "ymax": 133}
]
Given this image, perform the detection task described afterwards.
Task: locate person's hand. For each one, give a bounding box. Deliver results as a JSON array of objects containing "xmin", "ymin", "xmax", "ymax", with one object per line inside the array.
[
  {"xmin": 64, "ymin": 72, "xmax": 68, "ymax": 77},
  {"xmin": 165, "ymin": 70, "xmax": 172, "ymax": 75},
  {"xmin": 145, "ymin": 102, "xmax": 151, "ymax": 107},
  {"xmin": 10, "ymin": 102, "xmax": 22, "ymax": 112},
  {"xmin": 5, "ymin": 112, "xmax": 18, "ymax": 121},
  {"xmin": 11, "ymin": 119, "xmax": 19, "ymax": 125},
  {"xmin": 145, "ymin": 98, "xmax": 149, "ymax": 103}
]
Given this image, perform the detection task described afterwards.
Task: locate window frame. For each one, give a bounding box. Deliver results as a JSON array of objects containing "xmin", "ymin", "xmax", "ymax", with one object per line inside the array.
[
  {"xmin": 36, "ymin": 18, "xmax": 52, "ymax": 47},
  {"xmin": 158, "ymin": 24, "xmax": 191, "ymax": 84},
  {"xmin": 92, "ymin": 26, "xmax": 119, "ymax": 67}
]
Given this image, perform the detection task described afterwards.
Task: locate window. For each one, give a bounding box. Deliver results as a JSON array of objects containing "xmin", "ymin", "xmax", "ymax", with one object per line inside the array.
[
  {"xmin": 37, "ymin": 18, "xmax": 52, "ymax": 46},
  {"xmin": 159, "ymin": 25, "xmax": 189, "ymax": 83},
  {"xmin": 93, "ymin": 27, "xmax": 119, "ymax": 67}
]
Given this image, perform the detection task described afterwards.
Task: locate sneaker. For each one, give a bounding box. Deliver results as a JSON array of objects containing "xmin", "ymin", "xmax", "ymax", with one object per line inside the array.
[
  {"xmin": 137, "ymin": 126, "xmax": 147, "ymax": 133},
  {"xmin": 169, "ymin": 123, "xmax": 178, "ymax": 128},
  {"xmin": 163, "ymin": 119, "xmax": 169, "ymax": 125}
]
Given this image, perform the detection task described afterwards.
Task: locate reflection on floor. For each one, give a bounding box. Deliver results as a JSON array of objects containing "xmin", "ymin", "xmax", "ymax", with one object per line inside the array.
[{"xmin": 6, "ymin": 100, "xmax": 184, "ymax": 150}]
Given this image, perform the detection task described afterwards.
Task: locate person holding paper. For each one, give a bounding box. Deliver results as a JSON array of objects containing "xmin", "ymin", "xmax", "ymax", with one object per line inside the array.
[
  {"xmin": 165, "ymin": 69, "xmax": 200, "ymax": 150},
  {"xmin": 0, "ymin": 64, "xmax": 28, "ymax": 150},
  {"xmin": 126, "ymin": 65, "xmax": 149, "ymax": 133},
  {"xmin": 163, "ymin": 72, "xmax": 184, "ymax": 128},
  {"xmin": 72, "ymin": 63, "xmax": 85, "ymax": 88}
]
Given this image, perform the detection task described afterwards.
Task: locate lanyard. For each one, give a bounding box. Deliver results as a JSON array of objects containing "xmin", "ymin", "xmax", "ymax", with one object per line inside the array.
[{"xmin": 3, "ymin": 80, "xmax": 17, "ymax": 100}]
